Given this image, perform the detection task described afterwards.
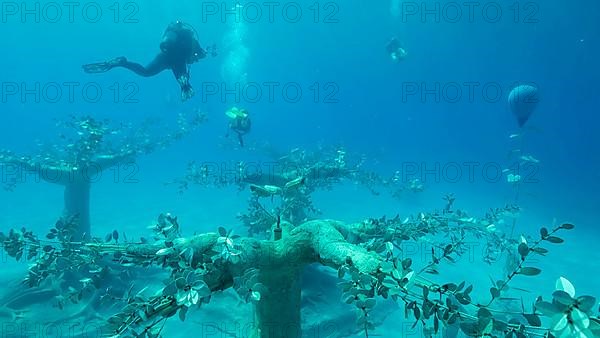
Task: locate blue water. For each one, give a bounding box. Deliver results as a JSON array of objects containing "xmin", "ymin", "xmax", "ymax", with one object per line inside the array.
[{"xmin": 1, "ymin": 1, "xmax": 599, "ymax": 337}]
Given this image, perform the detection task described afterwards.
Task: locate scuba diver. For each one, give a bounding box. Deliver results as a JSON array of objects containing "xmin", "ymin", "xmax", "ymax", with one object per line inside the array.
[
  {"xmin": 225, "ymin": 107, "xmax": 251, "ymax": 147},
  {"xmin": 386, "ymin": 37, "xmax": 407, "ymax": 62},
  {"xmin": 82, "ymin": 21, "xmax": 216, "ymax": 101}
]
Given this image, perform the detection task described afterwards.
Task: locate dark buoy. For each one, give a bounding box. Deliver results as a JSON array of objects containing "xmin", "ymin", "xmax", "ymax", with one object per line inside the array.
[{"xmin": 508, "ymin": 84, "xmax": 539, "ymax": 127}]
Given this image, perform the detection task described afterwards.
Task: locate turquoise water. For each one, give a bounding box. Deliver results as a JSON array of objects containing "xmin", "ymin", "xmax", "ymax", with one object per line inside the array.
[{"xmin": 1, "ymin": 1, "xmax": 598, "ymax": 337}]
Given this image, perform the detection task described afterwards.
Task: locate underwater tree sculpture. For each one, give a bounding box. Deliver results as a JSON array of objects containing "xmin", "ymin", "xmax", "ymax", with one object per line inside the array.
[
  {"xmin": 174, "ymin": 146, "xmax": 424, "ymax": 237},
  {"xmin": 3, "ymin": 200, "xmax": 596, "ymax": 338},
  {"xmin": 181, "ymin": 146, "xmax": 425, "ymax": 197},
  {"xmin": 0, "ymin": 112, "xmax": 205, "ymax": 240}
]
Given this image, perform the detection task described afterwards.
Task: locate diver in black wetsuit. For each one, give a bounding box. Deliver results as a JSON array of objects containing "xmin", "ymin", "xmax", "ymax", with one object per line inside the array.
[
  {"xmin": 225, "ymin": 107, "xmax": 252, "ymax": 147},
  {"xmin": 386, "ymin": 37, "xmax": 407, "ymax": 62},
  {"xmin": 82, "ymin": 21, "xmax": 215, "ymax": 101}
]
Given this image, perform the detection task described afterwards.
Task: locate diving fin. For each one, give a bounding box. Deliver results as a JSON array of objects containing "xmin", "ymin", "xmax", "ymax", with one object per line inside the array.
[
  {"xmin": 82, "ymin": 57, "xmax": 126, "ymax": 74},
  {"xmin": 180, "ymin": 84, "xmax": 195, "ymax": 101}
]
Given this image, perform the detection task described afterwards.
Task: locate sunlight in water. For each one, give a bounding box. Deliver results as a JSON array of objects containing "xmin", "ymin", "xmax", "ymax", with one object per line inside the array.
[
  {"xmin": 390, "ymin": 0, "xmax": 402, "ymax": 18},
  {"xmin": 221, "ymin": 2, "xmax": 249, "ymax": 86}
]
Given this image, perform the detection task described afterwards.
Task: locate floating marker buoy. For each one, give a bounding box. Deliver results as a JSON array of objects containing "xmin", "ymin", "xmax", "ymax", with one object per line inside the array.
[{"xmin": 508, "ymin": 85, "xmax": 539, "ymax": 128}]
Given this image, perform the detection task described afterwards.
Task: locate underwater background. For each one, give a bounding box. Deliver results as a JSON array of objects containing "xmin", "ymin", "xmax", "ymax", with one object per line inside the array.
[{"xmin": 1, "ymin": 0, "xmax": 599, "ymax": 337}]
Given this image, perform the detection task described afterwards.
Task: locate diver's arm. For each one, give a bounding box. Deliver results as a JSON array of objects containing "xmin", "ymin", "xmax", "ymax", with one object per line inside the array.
[
  {"xmin": 160, "ymin": 30, "xmax": 178, "ymax": 53},
  {"xmin": 171, "ymin": 61, "xmax": 188, "ymax": 80}
]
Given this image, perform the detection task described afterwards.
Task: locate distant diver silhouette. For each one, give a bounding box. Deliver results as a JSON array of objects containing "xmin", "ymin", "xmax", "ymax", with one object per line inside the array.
[
  {"xmin": 509, "ymin": 85, "xmax": 539, "ymax": 127},
  {"xmin": 386, "ymin": 37, "xmax": 407, "ymax": 62},
  {"xmin": 82, "ymin": 21, "xmax": 216, "ymax": 101},
  {"xmin": 225, "ymin": 107, "xmax": 251, "ymax": 147}
]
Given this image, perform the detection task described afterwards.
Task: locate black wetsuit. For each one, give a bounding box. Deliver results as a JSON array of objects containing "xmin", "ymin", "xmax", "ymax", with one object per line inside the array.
[
  {"xmin": 122, "ymin": 22, "xmax": 204, "ymax": 79},
  {"xmin": 386, "ymin": 37, "xmax": 401, "ymax": 55}
]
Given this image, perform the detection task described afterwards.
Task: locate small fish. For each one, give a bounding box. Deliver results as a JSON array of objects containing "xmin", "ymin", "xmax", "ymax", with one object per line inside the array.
[
  {"xmin": 520, "ymin": 155, "xmax": 540, "ymax": 163},
  {"xmin": 284, "ymin": 176, "xmax": 305, "ymax": 190}
]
